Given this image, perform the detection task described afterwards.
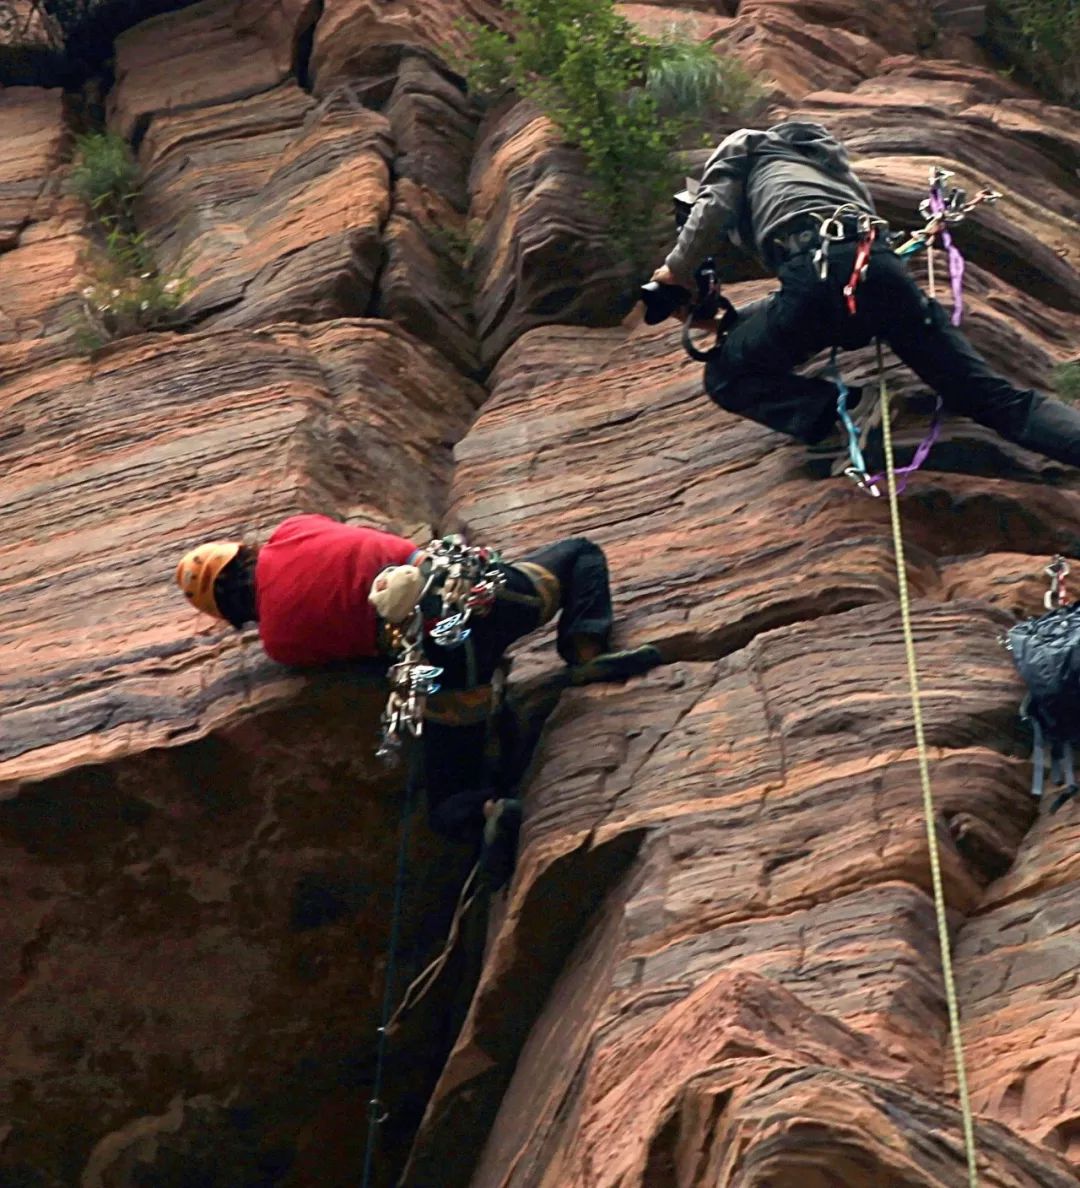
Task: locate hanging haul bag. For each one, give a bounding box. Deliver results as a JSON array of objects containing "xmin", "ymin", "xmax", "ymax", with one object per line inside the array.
[{"xmin": 1007, "ymin": 565, "xmax": 1080, "ymax": 812}]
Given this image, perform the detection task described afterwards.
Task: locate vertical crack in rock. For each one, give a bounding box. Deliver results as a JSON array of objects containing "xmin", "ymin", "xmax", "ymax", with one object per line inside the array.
[
  {"xmin": 3, "ymin": 0, "xmax": 1080, "ymax": 1184},
  {"xmin": 293, "ymin": 0, "xmax": 325, "ymax": 93},
  {"xmin": 401, "ymin": 829, "xmax": 647, "ymax": 1188}
]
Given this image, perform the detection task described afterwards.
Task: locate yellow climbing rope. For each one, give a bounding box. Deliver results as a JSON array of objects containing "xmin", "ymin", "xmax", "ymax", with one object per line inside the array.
[{"xmin": 876, "ymin": 339, "xmax": 980, "ymax": 1187}]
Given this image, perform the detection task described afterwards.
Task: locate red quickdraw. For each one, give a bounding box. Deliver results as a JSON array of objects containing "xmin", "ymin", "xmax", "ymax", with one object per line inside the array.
[{"xmin": 843, "ymin": 224, "xmax": 877, "ymax": 315}]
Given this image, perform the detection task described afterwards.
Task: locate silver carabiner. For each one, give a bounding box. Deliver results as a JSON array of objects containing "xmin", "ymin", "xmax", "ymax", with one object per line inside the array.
[
  {"xmin": 430, "ymin": 611, "xmax": 471, "ymax": 647},
  {"xmin": 1044, "ymin": 555, "xmax": 1070, "ymax": 610},
  {"xmin": 843, "ymin": 466, "xmax": 881, "ymax": 499},
  {"xmin": 410, "ymin": 664, "xmax": 444, "ymax": 695},
  {"xmin": 812, "ymin": 244, "xmax": 829, "ymax": 281}
]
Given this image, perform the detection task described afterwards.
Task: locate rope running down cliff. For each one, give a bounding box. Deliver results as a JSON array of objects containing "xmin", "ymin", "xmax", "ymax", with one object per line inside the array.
[{"xmin": 876, "ymin": 338, "xmax": 980, "ymax": 1187}]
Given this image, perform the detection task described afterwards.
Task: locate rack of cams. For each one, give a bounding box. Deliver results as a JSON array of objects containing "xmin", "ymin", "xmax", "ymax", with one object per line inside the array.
[{"xmin": 376, "ymin": 538, "xmax": 507, "ymax": 763}]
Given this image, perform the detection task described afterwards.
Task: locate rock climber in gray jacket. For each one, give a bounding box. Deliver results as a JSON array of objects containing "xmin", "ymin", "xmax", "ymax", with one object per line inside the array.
[{"xmin": 649, "ymin": 120, "xmax": 1080, "ymax": 465}]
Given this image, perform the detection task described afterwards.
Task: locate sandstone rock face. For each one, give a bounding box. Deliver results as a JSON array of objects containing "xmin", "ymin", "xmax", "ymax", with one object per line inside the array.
[
  {"xmin": 110, "ymin": 4, "xmax": 392, "ymax": 331},
  {"xmin": 0, "ymin": 318, "xmax": 480, "ymax": 1185},
  {"xmin": 376, "ymin": 54, "xmax": 483, "ymax": 374},
  {"xmin": 108, "ymin": 0, "xmax": 295, "ymax": 142},
  {"xmin": 0, "ymin": 86, "xmax": 88, "ymax": 371},
  {"xmin": 960, "ymin": 809, "xmax": 1080, "ymax": 1167},
  {"xmin": 0, "ymin": 319, "xmax": 480, "ymax": 789},
  {"xmin": 468, "ymin": 100, "xmax": 639, "ymax": 368},
  {"xmin": 405, "ymin": 272, "xmax": 1080, "ymax": 1186},
  {"xmin": 309, "ymin": 0, "xmax": 506, "ymax": 102},
  {"xmin": 1, "ymin": 0, "xmax": 1079, "ymax": 1185}
]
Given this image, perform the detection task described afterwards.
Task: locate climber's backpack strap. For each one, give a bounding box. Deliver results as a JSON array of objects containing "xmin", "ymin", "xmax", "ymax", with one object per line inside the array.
[
  {"xmin": 1050, "ymin": 740, "xmax": 1079, "ymax": 813},
  {"xmin": 1007, "ymin": 599, "xmax": 1080, "ymax": 812}
]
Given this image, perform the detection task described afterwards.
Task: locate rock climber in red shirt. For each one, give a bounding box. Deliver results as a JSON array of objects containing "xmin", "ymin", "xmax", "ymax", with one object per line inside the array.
[{"xmin": 175, "ymin": 513, "xmax": 661, "ymax": 886}]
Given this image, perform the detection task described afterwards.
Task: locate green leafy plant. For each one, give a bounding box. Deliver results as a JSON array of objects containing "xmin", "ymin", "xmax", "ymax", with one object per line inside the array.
[
  {"xmin": 71, "ymin": 130, "xmax": 143, "ymax": 253},
  {"xmin": 1053, "ymin": 361, "xmax": 1080, "ymax": 402},
  {"xmin": 70, "ymin": 130, "xmax": 189, "ymax": 349},
  {"xmin": 461, "ymin": 0, "xmax": 761, "ymax": 263},
  {"xmin": 985, "ymin": 0, "xmax": 1079, "ymax": 105}
]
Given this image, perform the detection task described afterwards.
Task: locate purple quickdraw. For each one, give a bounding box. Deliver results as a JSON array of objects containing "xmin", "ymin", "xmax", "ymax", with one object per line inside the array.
[
  {"xmin": 864, "ymin": 395, "xmax": 945, "ymax": 495},
  {"xmin": 927, "ymin": 175, "xmax": 966, "ymax": 326}
]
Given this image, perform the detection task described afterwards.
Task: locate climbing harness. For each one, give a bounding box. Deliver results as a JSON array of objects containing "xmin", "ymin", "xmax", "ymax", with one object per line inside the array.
[
  {"xmin": 877, "ymin": 339, "xmax": 980, "ymax": 1187},
  {"xmin": 835, "ymin": 172, "xmax": 1000, "ymax": 497},
  {"xmin": 1004, "ymin": 556, "xmax": 1080, "ymax": 812},
  {"xmin": 376, "ymin": 537, "xmax": 507, "ymax": 763},
  {"xmin": 841, "ymin": 214, "xmax": 879, "ymax": 316},
  {"xmin": 811, "ymin": 203, "xmax": 889, "ymax": 293}
]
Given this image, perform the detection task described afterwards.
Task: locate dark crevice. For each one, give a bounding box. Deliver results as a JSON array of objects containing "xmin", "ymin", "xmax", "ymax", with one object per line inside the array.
[
  {"xmin": 293, "ymin": 0, "xmax": 324, "ymax": 94},
  {"xmin": 356, "ymin": 127, "xmax": 400, "ymax": 322},
  {"xmin": 0, "ymin": 675, "xmax": 477, "ymax": 1188},
  {"xmin": 660, "ymin": 592, "xmax": 885, "ymax": 666},
  {"xmin": 945, "ymin": 808, "xmax": 1031, "ymax": 885},
  {"xmin": 641, "ymin": 1105, "xmax": 681, "ymax": 1188},
  {"xmin": 127, "ymin": 110, "xmax": 152, "ymax": 155},
  {"xmin": 0, "ymin": 0, "xmax": 202, "ymax": 89},
  {"xmin": 401, "ymin": 829, "xmax": 646, "ymax": 1188}
]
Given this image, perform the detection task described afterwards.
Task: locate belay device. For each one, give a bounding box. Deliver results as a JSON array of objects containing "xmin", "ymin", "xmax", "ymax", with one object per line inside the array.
[
  {"xmin": 375, "ymin": 536, "xmax": 506, "ymax": 763},
  {"xmin": 1005, "ymin": 556, "xmax": 1080, "ymax": 812}
]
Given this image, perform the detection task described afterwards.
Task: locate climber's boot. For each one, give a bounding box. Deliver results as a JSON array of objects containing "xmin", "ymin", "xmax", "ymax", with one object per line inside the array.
[
  {"xmin": 479, "ymin": 798, "xmax": 523, "ymax": 891},
  {"xmin": 1012, "ymin": 394, "xmax": 1080, "ymax": 468},
  {"xmin": 569, "ymin": 644, "xmax": 663, "ymax": 686}
]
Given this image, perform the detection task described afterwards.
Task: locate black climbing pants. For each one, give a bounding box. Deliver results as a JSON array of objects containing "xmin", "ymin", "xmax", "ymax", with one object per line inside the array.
[
  {"xmin": 705, "ymin": 239, "xmax": 1080, "ymax": 465},
  {"xmin": 417, "ymin": 537, "xmax": 613, "ymax": 844}
]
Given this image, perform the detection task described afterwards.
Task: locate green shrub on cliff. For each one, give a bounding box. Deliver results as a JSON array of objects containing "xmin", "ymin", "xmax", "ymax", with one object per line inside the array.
[
  {"xmin": 71, "ymin": 129, "xmax": 145, "ymax": 259},
  {"xmin": 985, "ymin": 0, "xmax": 1079, "ymax": 106},
  {"xmin": 461, "ymin": 0, "xmax": 762, "ymax": 262},
  {"xmin": 70, "ymin": 131, "xmax": 189, "ymax": 350}
]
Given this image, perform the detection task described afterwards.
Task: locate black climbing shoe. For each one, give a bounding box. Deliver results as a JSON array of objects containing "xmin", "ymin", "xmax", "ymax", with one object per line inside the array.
[
  {"xmin": 569, "ymin": 644, "xmax": 663, "ymax": 686},
  {"xmin": 479, "ymin": 798, "xmax": 523, "ymax": 891}
]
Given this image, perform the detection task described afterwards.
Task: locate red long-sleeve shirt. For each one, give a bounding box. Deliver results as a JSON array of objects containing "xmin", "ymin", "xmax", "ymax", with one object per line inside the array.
[{"xmin": 256, "ymin": 514, "xmax": 416, "ymax": 666}]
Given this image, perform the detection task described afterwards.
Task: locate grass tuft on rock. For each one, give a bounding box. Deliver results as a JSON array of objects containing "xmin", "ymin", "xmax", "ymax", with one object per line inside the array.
[{"xmin": 70, "ymin": 130, "xmax": 190, "ymax": 351}]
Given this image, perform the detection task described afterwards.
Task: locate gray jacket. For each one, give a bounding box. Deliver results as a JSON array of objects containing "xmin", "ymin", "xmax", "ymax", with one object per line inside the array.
[{"xmin": 665, "ymin": 122, "xmax": 876, "ymax": 277}]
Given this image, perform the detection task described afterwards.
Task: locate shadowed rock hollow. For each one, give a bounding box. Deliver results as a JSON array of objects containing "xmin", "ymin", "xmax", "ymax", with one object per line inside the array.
[{"xmin": 0, "ymin": 0, "xmax": 1078, "ymax": 1185}]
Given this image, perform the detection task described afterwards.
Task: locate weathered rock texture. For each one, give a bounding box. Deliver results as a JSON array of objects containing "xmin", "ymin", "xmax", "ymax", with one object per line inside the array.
[
  {"xmin": 0, "ymin": 318, "xmax": 480, "ymax": 788},
  {"xmin": 110, "ymin": 1, "xmax": 390, "ymax": 331},
  {"xmin": 0, "ymin": 0, "xmax": 61, "ymax": 81},
  {"xmin": 0, "ymin": 0, "xmax": 1078, "ymax": 1184},
  {"xmin": 309, "ymin": 0, "xmax": 506, "ymax": 102},
  {"xmin": 0, "ymin": 312, "xmax": 480, "ymax": 1185},
  {"xmin": 0, "ymin": 85, "xmax": 88, "ymax": 371},
  {"xmin": 404, "ymin": 278, "xmax": 1080, "ymax": 1188}
]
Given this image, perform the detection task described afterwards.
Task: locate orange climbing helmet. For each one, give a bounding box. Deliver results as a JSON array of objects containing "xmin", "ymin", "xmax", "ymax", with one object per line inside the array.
[{"xmin": 175, "ymin": 541, "xmax": 242, "ymax": 619}]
